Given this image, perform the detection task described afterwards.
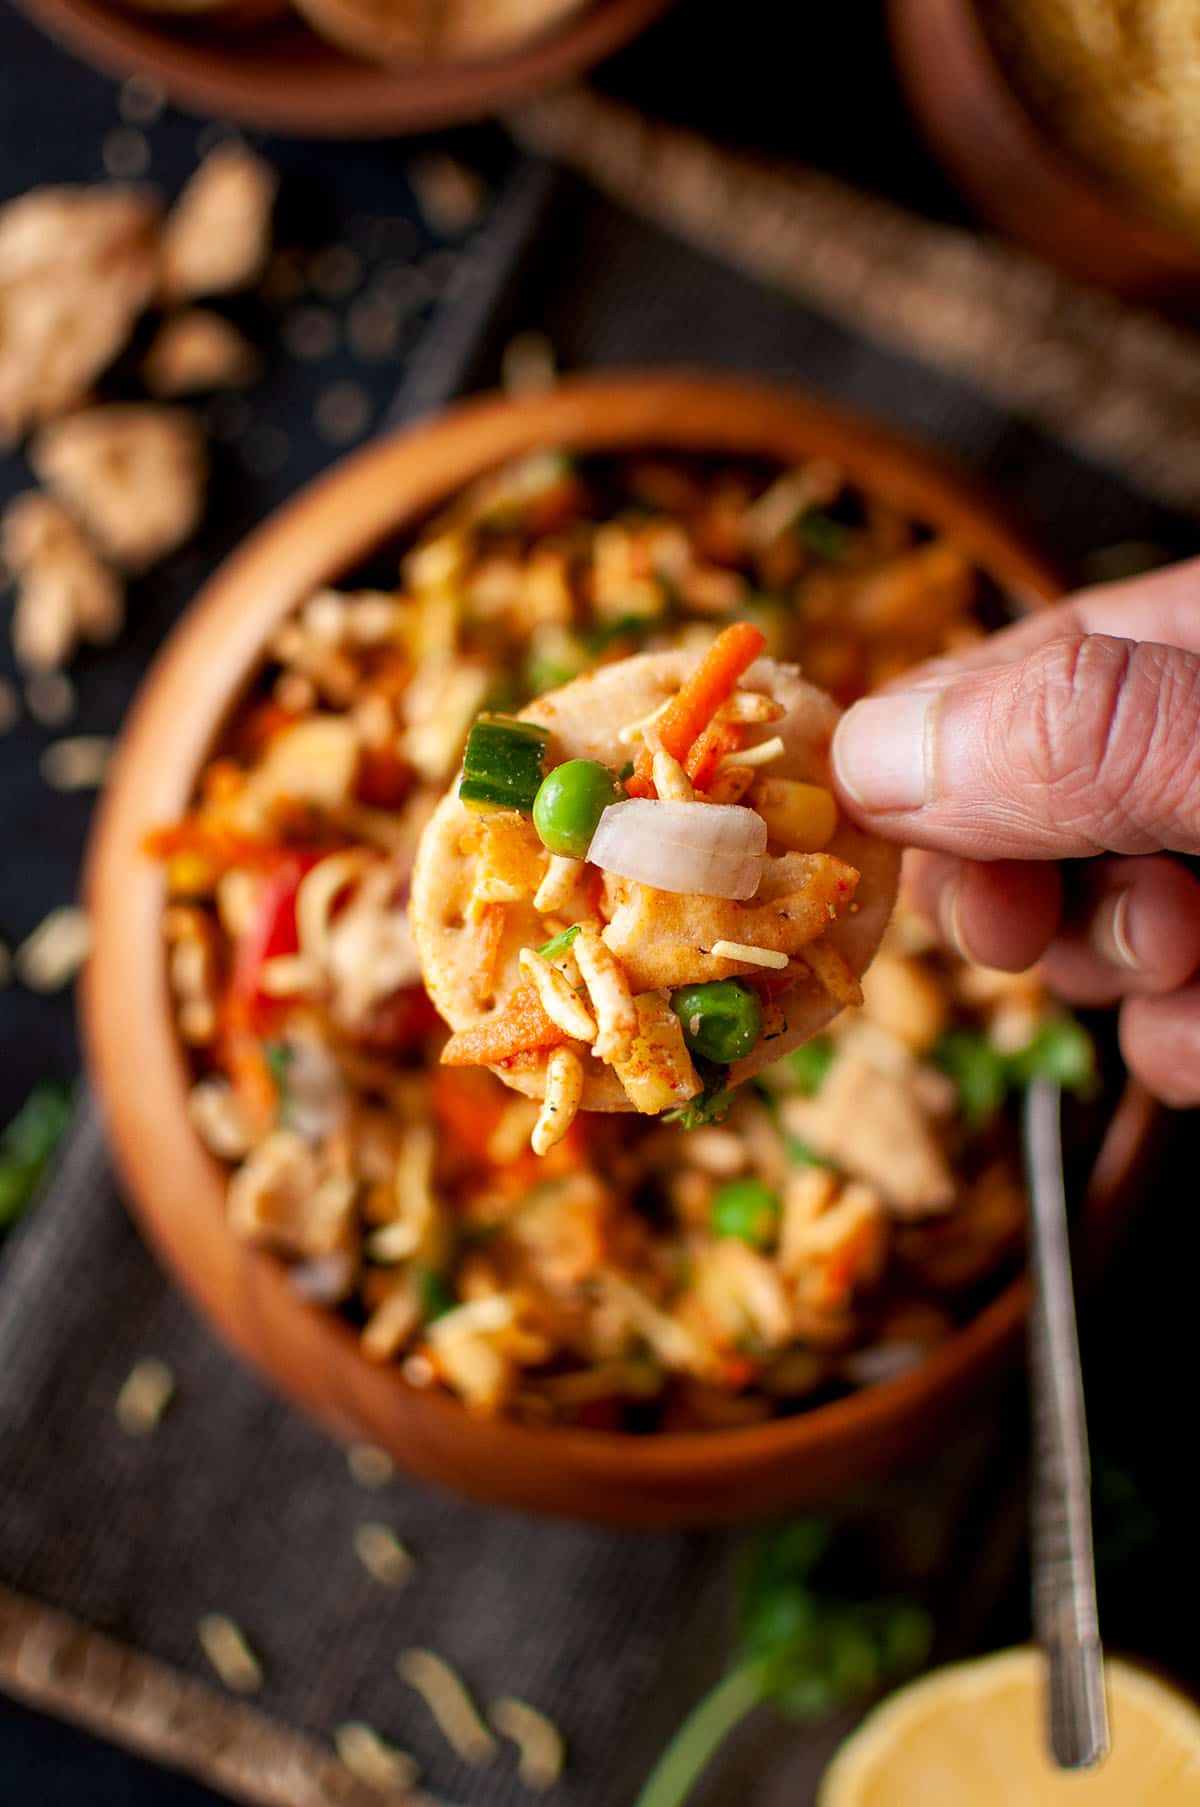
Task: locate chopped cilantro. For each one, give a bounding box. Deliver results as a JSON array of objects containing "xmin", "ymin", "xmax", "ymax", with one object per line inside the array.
[
  {"xmin": 665, "ymin": 1059, "xmax": 734, "ymax": 1130},
  {"xmin": 935, "ymin": 1013, "xmax": 1097, "ymax": 1128},
  {"xmin": 1008, "ymin": 1016, "xmax": 1097, "ymax": 1095},
  {"xmin": 0, "ymin": 1082, "xmax": 73, "ymax": 1228},
  {"xmin": 417, "ymin": 1267, "xmax": 456, "ymax": 1322},
  {"xmin": 934, "ymin": 1030, "xmax": 1007, "ymax": 1128},
  {"xmin": 634, "ymin": 1520, "xmax": 931, "ymax": 1807},
  {"xmin": 538, "ymin": 924, "xmax": 582, "ymax": 960}
]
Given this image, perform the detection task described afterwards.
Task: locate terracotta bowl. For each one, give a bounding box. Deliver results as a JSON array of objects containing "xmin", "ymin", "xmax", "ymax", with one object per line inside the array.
[
  {"xmin": 11, "ymin": 0, "xmax": 672, "ymax": 136},
  {"xmin": 888, "ymin": 0, "xmax": 1200, "ymax": 308},
  {"xmin": 83, "ymin": 373, "xmax": 1159, "ymax": 1526}
]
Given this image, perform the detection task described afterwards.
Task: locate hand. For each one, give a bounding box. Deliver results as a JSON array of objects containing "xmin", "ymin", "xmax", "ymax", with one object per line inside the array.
[{"xmin": 830, "ymin": 557, "xmax": 1200, "ymax": 1106}]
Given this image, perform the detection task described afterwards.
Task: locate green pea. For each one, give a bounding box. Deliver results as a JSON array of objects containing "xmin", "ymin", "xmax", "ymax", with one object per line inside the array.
[
  {"xmin": 532, "ymin": 759, "xmax": 624, "ymax": 859},
  {"xmin": 711, "ymin": 1177, "xmax": 781, "ymax": 1247},
  {"xmin": 671, "ymin": 979, "xmax": 763, "ymax": 1064}
]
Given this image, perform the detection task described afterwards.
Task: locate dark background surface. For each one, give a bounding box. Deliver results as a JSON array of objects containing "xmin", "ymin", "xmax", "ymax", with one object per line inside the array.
[{"xmin": 1, "ymin": 2, "xmax": 1197, "ymax": 1802}]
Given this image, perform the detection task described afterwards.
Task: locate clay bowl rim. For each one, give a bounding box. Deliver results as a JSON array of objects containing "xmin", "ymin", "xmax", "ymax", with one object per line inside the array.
[
  {"xmin": 886, "ymin": 0, "xmax": 1200, "ymax": 301},
  {"xmin": 83, "ymin": 371, "xmax": 1158, "ymax": 1519},
  {"xmin": 10, "ymin": 0, "xmax": 674, "ymax": 137}
]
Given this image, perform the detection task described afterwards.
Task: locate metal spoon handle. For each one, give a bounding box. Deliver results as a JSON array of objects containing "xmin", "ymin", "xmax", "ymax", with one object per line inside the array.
[{"xmin": 1024, "ymin": 1079, "xmax": 1109, "ymax": 1769}]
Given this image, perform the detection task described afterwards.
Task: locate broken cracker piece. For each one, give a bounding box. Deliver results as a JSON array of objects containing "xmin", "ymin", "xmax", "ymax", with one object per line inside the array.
[
  {"xmin": 143, "ymin": 308, "xmax": 261, "ymax": 396},
  {"xmin": 160, "ymin": 145, "xmax": 277, "ymax": 302},
  {"xmin": 2, "ymin": 492, "xmax": 123, "ymax": 669},
  {"xmin": 32, "ymin": 404, "xmax": 207, "ymax": 572},
  {"xmin": 0, "ymin": 185, "xmax": 161, "ymax": 446}
]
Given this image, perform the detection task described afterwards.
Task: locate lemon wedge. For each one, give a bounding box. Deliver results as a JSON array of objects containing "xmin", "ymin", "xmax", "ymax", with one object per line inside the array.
[{"xmin": 818, "ymin": 1648, "xmax": 1200, "ymax": 1807}]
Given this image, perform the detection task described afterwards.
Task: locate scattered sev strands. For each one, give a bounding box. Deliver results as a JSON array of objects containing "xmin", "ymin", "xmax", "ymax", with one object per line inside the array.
[
  {"xmin": 347, "ymin": 1442, "xmax": 395, "ymax": 1488},
  {"xmin": 709, "ymin": 938, "xmax": 789, "ymax": 970},
  {"xmin": 0, "ymin": 676, "xmax": 18, "ymax": 734},
  {"xmin": 334, "ymin": 1721, "xmax": 419, "ymax": 1792},
  {"xmin": 532, "ymin": 1046, "xmax": 583, "ymax": 1156},
  {"xmin": 488, "ymin": 1697, "xmax": 566, "ymax": 1791},
  {"xmin": 14, "ymin": 906, "xmax": 91, "ymax": 992},
  {"xmin": 718, "ymin": 734, "xmax": 784, "ymax": 770},
  {"xmin": 616, "ymin": 695, "xmax": 671, "ymax": 747},
  {"xmin": 627, "ymin": 622, "xmax": 765, "ymax": 796},
  {"xmin": 353, "ymin": 1523, "xmax": 415, "ymax": 1588},
  {"xmin": 196, "ymin": 1614, "xmax": 263, "ymax": 1694},
  {"xmin": 39, "ymin": 735, "xmax": 113, "ymax": 790},
  {"xmin": 573, "ymin": 928, "xmax": 636, "ymax": 1064},
  {"xmin": 650, "ymin": 747, "xmax": 694, "ymax": 801},
  {"xmin": 518, "ymin": 947, "xmax": 596, "ymax": 1044},
  {"xmin": 114, "ymin": 1357, "xmax": 174, "ymax": 1436},
  {"xmin": 396, "ymin": 1649, "xmax": 498, "ymax": 1767}
]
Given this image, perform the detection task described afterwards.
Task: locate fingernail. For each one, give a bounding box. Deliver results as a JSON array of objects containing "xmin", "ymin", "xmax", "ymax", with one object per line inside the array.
[
  {"xmin": 938, "ymin": 877, "xmax": 972, "ymax": 963},
  {"xmin": 832, "ymin": 691, "xmax": 935, "ymax": 813},
  {"xmin": 1092, "ymin": 889, "xmax": 1139, "ymax": 970}
]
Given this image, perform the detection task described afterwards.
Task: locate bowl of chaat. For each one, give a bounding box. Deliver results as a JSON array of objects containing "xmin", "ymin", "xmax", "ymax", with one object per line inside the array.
[{"xmin": 84, "ymin": 374, "xmax": 1157, "ymax": 1524}]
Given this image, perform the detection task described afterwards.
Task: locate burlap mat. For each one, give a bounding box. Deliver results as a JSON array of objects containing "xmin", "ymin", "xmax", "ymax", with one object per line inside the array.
[{"xmin": 4, "ymin": 78, "xmax": 1199, "ymax": 1807}]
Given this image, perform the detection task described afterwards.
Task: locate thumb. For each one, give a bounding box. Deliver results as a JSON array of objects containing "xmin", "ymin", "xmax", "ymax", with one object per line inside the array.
[{"xmin": 831, "ymin": 632, "xmax": 1200, "ymax": 859}]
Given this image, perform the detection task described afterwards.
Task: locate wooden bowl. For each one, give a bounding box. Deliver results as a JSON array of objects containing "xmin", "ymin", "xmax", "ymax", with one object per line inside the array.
[
  {"xmin": 887, "ymin": 0, "xmax": 1200, "ymax": 308},
  {"xmin": 83, "ymin": 373, "xmax": 1160, "ymax": 1526},
  {"xmin": 10, "ymin": 0, "xmax": 672, "ymax": 137}
]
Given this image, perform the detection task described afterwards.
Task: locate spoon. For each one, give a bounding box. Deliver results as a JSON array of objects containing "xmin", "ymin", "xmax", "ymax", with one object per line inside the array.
[{"xmin": 1024, "ymin": 1078, "xmax": 1109, "ymax": 1768}]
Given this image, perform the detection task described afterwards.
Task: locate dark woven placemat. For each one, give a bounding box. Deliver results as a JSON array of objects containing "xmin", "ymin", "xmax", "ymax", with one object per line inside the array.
[{"xmin": 4, "ymin": 59, "xmax": 1200, "ymax": 1807}]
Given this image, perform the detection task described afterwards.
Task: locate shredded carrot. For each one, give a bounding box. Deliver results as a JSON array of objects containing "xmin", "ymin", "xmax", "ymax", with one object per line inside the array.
[
  {"xmin": 440, "ymin": 986, "xmax": 566, "ymax": 1067},
  {"xmin": 627, "ymin": 622, "xmax": 765, "ymax": 796},
  {"xmin": 145, "ymin": 823, "xmax": 347, "ymax": 876},
  {"xmin": 144, "ymin": 823, "xmax": 280, "ymax": 870},
  {"xmin": 220, "ymin": 996, "xmax": 280, "ymax": 1133},
  {"xmin": 686, "ymin": 718, "xmax": 745, "ymax": 791},
  {"xmin": 432, "ymin": 1067, "xmax": 507, "ymax": 1159},
  {"xmin": 472, "ymin": 902, "xmax": 508, "ymax": 1004}
]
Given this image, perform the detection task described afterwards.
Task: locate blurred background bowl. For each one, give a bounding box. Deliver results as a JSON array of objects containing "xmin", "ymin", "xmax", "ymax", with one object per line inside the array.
[
  {"xmin": 888, "ymin": 0, "xmax": 1200, "ymax": 308},
  {"xmin": 83, "ymin": 372, "xmax": 1159, "ymax": 1525},
  {"xmin": 10, "ymin": 0, "xmax": 673, "ymax": 136}
]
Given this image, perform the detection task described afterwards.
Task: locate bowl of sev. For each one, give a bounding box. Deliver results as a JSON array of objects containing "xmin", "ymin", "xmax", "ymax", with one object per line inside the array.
[
  {"xmin": 83, "ymin": 372, "xmax": 1158, "ymax": 1524},
  {"xmin": 889, "ymin": 0, "xmax": 1200, "ymax": 307}
]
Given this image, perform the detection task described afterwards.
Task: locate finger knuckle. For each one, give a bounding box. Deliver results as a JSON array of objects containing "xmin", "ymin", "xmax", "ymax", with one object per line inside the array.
[{"xmin": 1000, "ymin": 634, "xmax": 1200, "ymax": 852}]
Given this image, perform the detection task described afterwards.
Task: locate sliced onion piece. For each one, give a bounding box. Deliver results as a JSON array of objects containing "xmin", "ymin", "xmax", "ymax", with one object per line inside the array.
[{"xmin": 587, "ymin": 799, "xmax": 767, "ymax": 900}]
